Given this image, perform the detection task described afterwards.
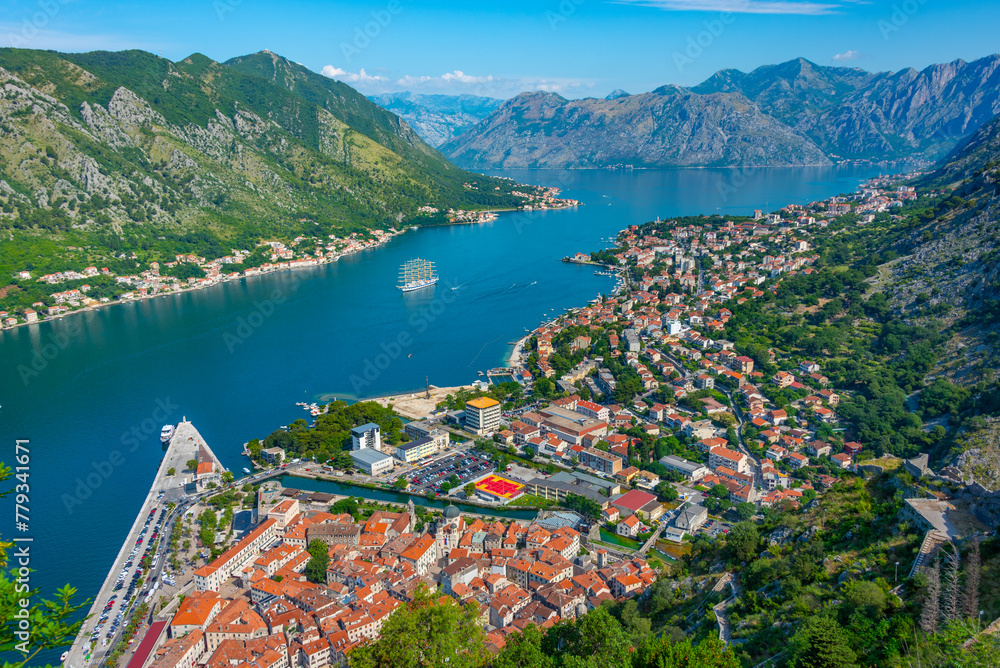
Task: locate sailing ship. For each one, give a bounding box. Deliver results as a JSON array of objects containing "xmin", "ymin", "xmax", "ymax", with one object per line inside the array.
[{"xmin": 397, "ymin": 258, "xmax": 439, "ymax": 292}]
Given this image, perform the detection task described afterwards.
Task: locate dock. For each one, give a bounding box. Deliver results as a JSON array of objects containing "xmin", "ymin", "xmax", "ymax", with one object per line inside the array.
[{"xmin": 64, "ymin": 420, "xmax": 226, "ymax": 668}]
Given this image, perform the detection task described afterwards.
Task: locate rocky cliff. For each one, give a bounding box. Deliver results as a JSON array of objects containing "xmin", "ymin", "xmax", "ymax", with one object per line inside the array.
[{"xmin": 444, "ymin": 55, "xmax": 1000, "ymax": 169}]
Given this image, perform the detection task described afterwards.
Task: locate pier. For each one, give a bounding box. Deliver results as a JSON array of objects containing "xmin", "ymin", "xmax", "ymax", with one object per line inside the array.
[{"xmin": 64, "ymin": 421, "xmax": 226, "ymax": 668}]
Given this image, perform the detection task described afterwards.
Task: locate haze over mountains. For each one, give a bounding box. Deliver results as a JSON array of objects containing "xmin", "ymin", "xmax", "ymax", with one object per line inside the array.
[
  {"xmin": 426, "ymin": 56, "xmax": 1000, "ymax": 169},
  {"xmin": 367, "ymin": 92, "xmax": 503, "ymax": 147}
]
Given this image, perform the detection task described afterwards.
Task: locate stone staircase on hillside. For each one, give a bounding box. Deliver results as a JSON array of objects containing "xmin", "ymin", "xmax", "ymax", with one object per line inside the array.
[{"xmin": 908, "ymin": 529, "xmax": 949, "ymax": 579}]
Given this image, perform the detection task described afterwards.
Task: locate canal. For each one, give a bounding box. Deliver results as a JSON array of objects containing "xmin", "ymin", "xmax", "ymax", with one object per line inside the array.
[{"xmin": 277, "ymin": 475, "xmax": 540, "ymax": 520}]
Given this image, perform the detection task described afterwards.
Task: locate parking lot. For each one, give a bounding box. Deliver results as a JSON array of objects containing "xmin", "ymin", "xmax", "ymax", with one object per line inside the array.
[
  {"xmin": 406, "ymin": 452, "xmax": 495, "ymax": 495},
  {"xmin": 91, "ymin": 504, "xmax": 165, "ymax": 648},
  {"xmin": 702, "ymin": 519, "xmax": 731, "ymax": 538}
]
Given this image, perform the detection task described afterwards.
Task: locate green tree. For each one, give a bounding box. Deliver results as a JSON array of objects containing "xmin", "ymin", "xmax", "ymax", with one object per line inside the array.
[
  {"xmin": 247, "ymin": 438, "xmax": 262, "ymax": 459},
  {"xmin": 330, "ymin": 498, "xmax": 359, "ymax": 519},
  {"xmin": 349, "ymin": 585, "xmax": 489, "ymax": 668},
  {"xmin": 393, "ymin": 476, "xmax": 409, "ymax": 490},
  {"xmin": 0, "ymin": 463, "xmax": 88, "ymax": 666},
  {"xmin": 841, "ymin": 580, "xmax": 889, "ymax": 618},
  {"xmin": 304, "ymin": 539, "xmax": 329, "ymax": 583},
  {"xmin": 199, "ymin": 508, "xmax": 218, "ymax": 548},
  {"xmin": 709, "ymin": 484, "xmax": 730, "ymax": 499},
  {"xmin": 494, "ymin": 624, "xmax": 554, "ymax": 668},
  {"xmin": 655, "ymin": 481, "xmax": 679, "ymax": 501},
  {"xmin": 464, "ymin": 483, "xmax": 476, "ymax": 499},
  {"xmin": 725, "ymin": 521, "xmax": 759, "ymax": 563},
  {"xmin": 735, "ymin": 502, "xmax": 756, "ymax": 521},
  {"xmin": 449, "ymin": 474, "xmax": 460, "ymax": 487},
  {"xmin": 167, "ymin": 467, "xmax": 176, "ymax": 476},
  {"xmin": 186, "ymin": 459, "xmax": 199, "ymax": 472},
  {"xmin": 542, "ymin": 606, "xmax": 631, "ymax": 667},
  {"xmin": 634, "ymin": 635, "xmax": 740, "ymax": 668},
  {"xmin": 221, "ymin": 471, "xmax": 234, "ymax": 484},
  {"xmin": 787, "ymin": 614, "xmax": 859, "ymax": 668}
]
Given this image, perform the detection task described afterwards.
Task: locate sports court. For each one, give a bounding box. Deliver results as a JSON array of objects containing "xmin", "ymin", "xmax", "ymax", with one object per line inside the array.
[{"xmin": 475, "ymin": 474, "xmax": 525, "ymax": 500}]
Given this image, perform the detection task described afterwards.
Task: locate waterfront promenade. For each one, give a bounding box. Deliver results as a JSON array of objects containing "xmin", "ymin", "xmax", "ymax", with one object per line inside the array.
[{"xmin": 64, "ymin": 421, "xmax": 225, "ymax": 668}]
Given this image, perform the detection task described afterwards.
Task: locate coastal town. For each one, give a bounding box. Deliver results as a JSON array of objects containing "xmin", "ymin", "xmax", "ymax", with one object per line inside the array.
[
  {"xmin": 1, "ymin": 185, "xmax": 578, "ymax": 329},
  {"xmin": 71, "ymin": 170, "xmax": 997, "ymax": 668}
]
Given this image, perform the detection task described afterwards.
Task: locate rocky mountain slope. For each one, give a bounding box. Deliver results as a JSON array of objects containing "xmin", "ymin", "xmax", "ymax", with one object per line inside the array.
[
  {"xmin": 0, "ymin": 48, "xmax": 525, "ymax": 282},
  {"xmin": 693, "ymin": 55, "xmax": 1000, "ymax": 160},
  {"xmin": 867, "ymin": 114, "xmax": 1000, "ymax": 481},
  {"xmin": 881, "ymin": 114, "xmax": 1000, "ymax": 324},
  {"xmin": 444, "ymin": 55, "xmax": 1000, "ymax": 169},
  {"xmin": 441, "ymin": 89, "xmax": 831, "ymax": 169},
  {"xmin": 367, "ymin": 92, "xmax": 503, "ymax": 147}
]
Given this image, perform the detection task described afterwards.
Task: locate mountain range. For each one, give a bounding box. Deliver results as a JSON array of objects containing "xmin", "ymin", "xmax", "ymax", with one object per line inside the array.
[
  {"xmin": 439, "ymin": 55, "xmax": 1000, "ymax": 169},
  {"xmin": 0, "ymin": 48, "xmax": 525, "ymax": 284},
  {"xmin": 366, "ymin": 92, "xmax": 503, "ymax": 147}
]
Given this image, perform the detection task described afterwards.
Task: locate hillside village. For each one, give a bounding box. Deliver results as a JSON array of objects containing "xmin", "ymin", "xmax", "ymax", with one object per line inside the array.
[
  {"xmin": 1, "ymin": 229, "xmax": 399, "ymax": 327},
  {"xmin": 135, "ymin": 172, "xmax": 1000, "ymax": 668}
]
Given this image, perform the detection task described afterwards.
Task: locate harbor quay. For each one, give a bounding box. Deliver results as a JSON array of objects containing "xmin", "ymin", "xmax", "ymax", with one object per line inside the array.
[
  {"xmin": 64, "ymin": 421, "xmax": 227, "ymax": 668},
  {"xmin": 64, "ymin": 421, "xmax": 661, "ymax": 668}
]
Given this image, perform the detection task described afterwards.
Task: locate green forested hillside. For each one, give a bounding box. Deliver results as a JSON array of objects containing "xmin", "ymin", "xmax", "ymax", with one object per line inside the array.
[{"xmin": 0, "ymin": 48, "xmax": 527, "ymax": 300}]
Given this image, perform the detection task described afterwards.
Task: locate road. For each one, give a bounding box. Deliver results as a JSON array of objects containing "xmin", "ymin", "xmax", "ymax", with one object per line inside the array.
[
  {"xmin": 638, "ymin": 522, "xmax": 666, "ymax": 556},
  {"xmin": 716, "ymin": 385, "xmax": 763, "ymax": 488},
  {"xmin": 656, "ymin": 347, "xmax": 763, "ymax": 488},
  {"xmin": 64, "ymin": 421, "xmax": 226, "ymax": 668}
]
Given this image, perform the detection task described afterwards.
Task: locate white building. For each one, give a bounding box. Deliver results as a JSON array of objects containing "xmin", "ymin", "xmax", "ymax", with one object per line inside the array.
[
  {"xmin": 350, "ymin": 448, "xmax": 394, "ymax": 476},
  {"xmin": 351, "ymin": 423, "xmax": 381, "ymax": 451},
  {"xmin": 465, "ymin": 397, "xmax": 501, "ymax": 435}
]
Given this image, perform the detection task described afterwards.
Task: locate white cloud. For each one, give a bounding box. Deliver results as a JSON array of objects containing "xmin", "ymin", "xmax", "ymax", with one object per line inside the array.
[
  {"xmin": 832, "ymin": 50, "xmax": 861, "ymax": 62},
  {"xmin": 321, "ymin": 65, "xmax": 593, "ymax": 98},
  {"xmin": 320, "ymin": 65, "xmax": 388, "ymax": 83},
  {"xmin": 615, "ymin": 0, "xmax": 845, "ymax": 15},
  {"xmin": 441, "ymin": 70, "xmax": 496, "ymax": 84}
]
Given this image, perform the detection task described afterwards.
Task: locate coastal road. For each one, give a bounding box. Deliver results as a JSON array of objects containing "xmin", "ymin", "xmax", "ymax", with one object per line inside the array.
[{"xmin": 65, "ymin": 421, "xmax": 225, "ymax": 668}]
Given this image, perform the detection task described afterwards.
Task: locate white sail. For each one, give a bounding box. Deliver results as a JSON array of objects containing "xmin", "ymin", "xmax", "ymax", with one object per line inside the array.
[{"xmin": 397, "ymin": 258, "xmax": 439, "ymax": 291}]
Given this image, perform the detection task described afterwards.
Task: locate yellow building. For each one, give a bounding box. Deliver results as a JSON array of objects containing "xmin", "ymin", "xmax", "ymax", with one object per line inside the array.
[{"xmin": 395, "ymin": 436, "xmax": 440, "ymax": 463}]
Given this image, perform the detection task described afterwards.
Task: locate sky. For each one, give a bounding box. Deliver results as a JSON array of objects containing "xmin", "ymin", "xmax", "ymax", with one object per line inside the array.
[{"xmin": 0, "ymin": 0, "xmax": 998, "ymax": 99}]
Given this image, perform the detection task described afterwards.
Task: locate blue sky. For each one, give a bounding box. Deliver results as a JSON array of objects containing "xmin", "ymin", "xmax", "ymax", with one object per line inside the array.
[{"xmin": 1, "ymin": 0, "xmax": 997, "ymax": 99}]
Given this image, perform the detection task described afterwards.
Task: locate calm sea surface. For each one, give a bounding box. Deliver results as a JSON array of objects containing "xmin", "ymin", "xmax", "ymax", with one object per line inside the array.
[{"xmin": 0, "ymin": 165, "xmax": 889, "ymax": 661}]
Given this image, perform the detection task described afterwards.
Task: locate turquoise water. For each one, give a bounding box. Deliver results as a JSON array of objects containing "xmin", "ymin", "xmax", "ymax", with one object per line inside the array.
[
  {"xmin": 599, "ymin": 528, "xmax": 642, "ymax": 549},
  {"xmin": 0, "ymin": 165, "xmax": 888, "ymax": 663},
  {"xmin": 277, "ymin": 475, "xmax": 538, "ymax": 520}
]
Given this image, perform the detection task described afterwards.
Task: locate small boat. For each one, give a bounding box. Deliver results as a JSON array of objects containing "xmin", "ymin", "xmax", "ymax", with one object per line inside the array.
[
  {"xmin": 159, "ymin": 425, "xmax": 175, "ymax": 444},
  {"xmin": 243, "ymin": 467, "xmax": 251, "ymax": 474}
]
